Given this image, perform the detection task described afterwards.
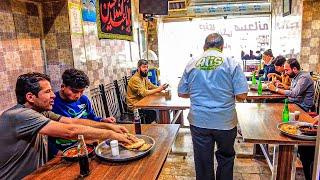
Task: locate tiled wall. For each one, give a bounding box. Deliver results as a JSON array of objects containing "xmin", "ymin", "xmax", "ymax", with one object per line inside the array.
[
  {"xmin": 271, "ymin": 0, "xmax": 320, "ymax": 73},
  {"xmin": 69, "ymin": 0, "xmax": 136, "ymax": 88},
  {"xmin": 0, "ymin": 0, "xmax": 44, "ymax": 114},
  {"xmin": 271, "ymin": 0, "xmax": 302, "ymax": 59},
  {"xmin": 42, "ymin": 1, "xmax": 74, "ymax": 91},
  {"xmin": 300, "ymin": 0, "xmax": 320, "ymax": 73}
]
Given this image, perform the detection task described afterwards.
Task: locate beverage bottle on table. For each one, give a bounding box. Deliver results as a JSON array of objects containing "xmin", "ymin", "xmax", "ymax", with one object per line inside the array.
[
  {"xmin": 252, "ymin": 72, "xmax": 256, "ymax": 85},
  {"xmin": 133, "ymin": 109, "xmax": 141, "ymax": 134},
  {"xmin": 282, "ymin": 99, "xmax": 289, "ymax": 122},
  {"xmin": 78, "ymin": 135, "xmax": 90, "ymax": 177},
  {"xmin": 258, "ymin": 77, "xmax": 263, "ymax": 95}
]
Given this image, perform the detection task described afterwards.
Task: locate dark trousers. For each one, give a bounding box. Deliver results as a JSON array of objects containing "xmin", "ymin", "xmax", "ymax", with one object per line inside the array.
[
  {"xmin": 190, "ymin": 125, "xmax": 237, "ymax": 180},
  {"xmin": 139, "ymin": 109, "xmax": 157, "ymax": 124},
  {"xmin": 298, "ymin": 146, "xmax": 315, "ymax": 180}
]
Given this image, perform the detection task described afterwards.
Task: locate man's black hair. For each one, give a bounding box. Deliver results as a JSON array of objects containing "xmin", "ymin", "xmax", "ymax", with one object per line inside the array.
[
  {"xmin": 273, "ymin": 55, "xmax": 286, "ymax": 66},
  {"xmin": 15, "ymin": 72, "xmax": 51, "ymax": 104},
  {"xmin": 286, "ymin": 58, "xmax": 301, "ymax": 70},
  {"xmin": 137, "ymin": 59, "xmax": 148, "ymax": 67},
  {"xmin": 263, "ymin": 49, "xmax": 273, "ymax": 57},
  {"xmin": 62, "ymin": 68, "xmax": 90, "ymax": 89},
  {"xmin": 204, "ymin": 33, "xmax": 224, "ymax": 50}
]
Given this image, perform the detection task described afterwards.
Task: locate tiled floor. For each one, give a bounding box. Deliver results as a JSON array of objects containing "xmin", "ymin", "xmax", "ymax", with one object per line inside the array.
[{"xmin": 158, "ymin": 127, "xmax": 306, "ymax": 180}]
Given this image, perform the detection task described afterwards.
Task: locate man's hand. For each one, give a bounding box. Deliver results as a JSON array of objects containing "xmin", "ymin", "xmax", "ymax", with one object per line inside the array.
[
  {"xmin": 157, "ymin": 84, "xmax": 167, "ymax": 92},
  {"xmin": 108, "ymin": 124, "xmax": 129, "ymax": 134},
  {"xmin": 267, "ymin": 73, "xmax": 276, "ymax": 80},
  {"xmin": 101, "ymin": 117, "xmax": 116, "ymax": 123},
  {"xmin": 313, "ymin": 115, "xmax": 319, "ymax": 126},
  {"xmin": 268, "ymin": 83, "xmax": 276, "ymax": 92},
  {"xmin": 109, "ymin": 132, "xmax": 132, "ymax": 144}
]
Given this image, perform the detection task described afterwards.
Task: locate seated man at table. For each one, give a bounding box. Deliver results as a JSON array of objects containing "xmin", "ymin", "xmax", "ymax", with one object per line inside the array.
[
  {"xmin": 48, "ymin": 68, "xmax": 117, "ymax": 160},
  {"xmin": 267, "ymin": 55, "xmax": 291, "ymax": 90},
  {"xmin": 0, "ymin": 72, "xmax": 132, "ymax": 179},
  {"xmin": 254, "ymin": 49, "xmax": 277, "ymax": 81},
  {"xmin": 127, "ymin": 59, "xmax": 167, "ymax": 123},
  {"xmin": 178, "ymin": 33, "xmax": 248, "ymax": 180},
  {"xmin": 268, "ymin": 58, "xmax": 314, "ymax": 112},
  {"xmin": 269, "ymin": 59, "xmax": 315, "ymax": 180}
]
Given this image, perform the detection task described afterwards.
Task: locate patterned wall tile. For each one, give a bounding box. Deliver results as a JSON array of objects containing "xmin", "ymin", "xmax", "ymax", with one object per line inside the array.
[{"xmin": 300, "ymin": 1, "xmax": 320, "ymax": 72}]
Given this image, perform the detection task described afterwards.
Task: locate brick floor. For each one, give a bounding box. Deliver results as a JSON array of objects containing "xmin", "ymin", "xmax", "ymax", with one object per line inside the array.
[{"xmin": 158, "ymin": 127, "xmax": 306, "ymax": 180}]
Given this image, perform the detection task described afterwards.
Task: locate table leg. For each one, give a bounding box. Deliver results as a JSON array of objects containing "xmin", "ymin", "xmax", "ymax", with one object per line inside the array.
[
  {"xmin": 159, "ymin": 110, "xmax": 170, "ymax": 124},
  {"xmin": 272, "ymin": 145, "xmax": 297, "ymax": 180},
  {"xmin": 173, "ymin": 110, "xmax": 184, "ymax": 125},
  {"xmin": 253, "ymin": 144, "xmax": 267, "ymax": 159}
]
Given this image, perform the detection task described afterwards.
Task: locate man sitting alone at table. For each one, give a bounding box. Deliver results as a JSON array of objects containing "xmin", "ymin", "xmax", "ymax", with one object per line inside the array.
[
  {"xmin": 0, "ymin": 72, "xmax": 132, "ymax": 179},
  {"xmin": 127, "ymin": 59, "xmax": 167, "ymax": 123},
  {"xmin": 267, "ymin": 55, "xmax": 291, "ymax": 90},
  {"xmin": 269, "ymin": 58, "xmax": 315, "ymax": 180},
  {"xmin": 48, "ymin": 68, "xmax": 117, "ymax": 159}
]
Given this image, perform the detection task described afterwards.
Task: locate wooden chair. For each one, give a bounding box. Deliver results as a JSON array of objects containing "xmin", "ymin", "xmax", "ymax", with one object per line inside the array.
[
  {"xmin": 89, "ymin": 85, "xmax": 109, "ymax": 118},
  {"xmin": 101, "ymin": 83, "xmax": 134, "ymax": 124},
  {"xmin": 313, "ymin": 80, "xmax": 320, "ymax": 114},
  {"xmin": 308, "ymin": 79, "xmax": 320, "ymax": 117},
  {"xmin": 114, "ymin": 79, "xmax": 130, "ymax": 115}
]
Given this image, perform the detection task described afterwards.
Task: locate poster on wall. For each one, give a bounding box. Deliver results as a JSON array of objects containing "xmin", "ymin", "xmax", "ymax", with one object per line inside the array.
[
  {"xmin": 68, "ymin": 2, "xmax": 83, "ymax": 35},
  {"xmin": 96, "ymin": 0, "xmax": 133, "ymax": 41},
  {"xmin": 82, "ymin": 0, "xmax": 96, "ymax": 22}
]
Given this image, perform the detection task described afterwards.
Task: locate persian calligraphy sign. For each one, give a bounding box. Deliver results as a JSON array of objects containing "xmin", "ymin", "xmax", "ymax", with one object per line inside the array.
[{"xmin": 97, "ymin": 0, "xmax": 133, "ymax": 41}]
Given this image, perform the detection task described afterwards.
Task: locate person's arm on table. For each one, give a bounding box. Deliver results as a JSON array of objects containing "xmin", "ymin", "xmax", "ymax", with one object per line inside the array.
[
  {"xmin": 59, "ymin": 116, "xmax": 128, "ymax": 134},
  {"xmin": 39, "ymin": 121, "xmax": 132, "ymax": 144},
  {"xmin": 130, "ymin": 77, "xmax": 165, "ymax": 97}
]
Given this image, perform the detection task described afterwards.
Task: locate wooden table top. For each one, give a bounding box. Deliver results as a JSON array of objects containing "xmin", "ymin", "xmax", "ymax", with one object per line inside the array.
[
  {"xmin": 134, "ymin": 91, "xmax": 190, "ymax": 110},
  {"xmin": 24, "ymin": 124, "xmax": 180, "ymax": 180},
  {"xmin": 236, "ymin": 103, "xmax": 316, "ymax": 145},
  {"xmin": 246, "ymin": 89, "xmax": 286, "ymax": 100}
]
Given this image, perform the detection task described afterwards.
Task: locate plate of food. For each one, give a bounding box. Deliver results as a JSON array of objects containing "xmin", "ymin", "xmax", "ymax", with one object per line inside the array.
[
  {"xmin": 277, "ymin": 121, "xmax": 317, "ymax": 140},
  {"xmin": 95, "ymin": 134, "xmax": 155, "ymax": 162},
  {"xmin": 62, "ymin": 144, "xmax": 95, "ymax": 161}
]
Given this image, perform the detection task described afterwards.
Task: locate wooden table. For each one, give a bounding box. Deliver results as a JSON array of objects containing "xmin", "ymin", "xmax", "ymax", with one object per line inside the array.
[
  {"xmin": 246, "ymin": 89, "xmax": 286, "ymax": 101},
  {"xmin": 24, "ymin": 124, "xmax": 180, "ymax": 180},
  {"xmin": 236, "ymin": 103, "xmax": 316, "ymax": 180},
  {"xmin": 134, "ymin": 91, "xmax": 190, "ymax": 124},
  {"xmin": 246, "ymin": 81, "xmax": 286, "ymax": 102}
]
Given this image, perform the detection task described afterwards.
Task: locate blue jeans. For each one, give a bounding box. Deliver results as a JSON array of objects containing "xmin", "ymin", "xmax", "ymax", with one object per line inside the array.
[{"xmin": 190, "ymin": 125, "xmax": 237, "ymax": 180}]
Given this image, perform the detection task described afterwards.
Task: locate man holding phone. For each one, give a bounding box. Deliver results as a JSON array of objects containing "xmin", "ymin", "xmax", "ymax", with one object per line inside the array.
[{"xmin": 127, "ymin": 59, "xmax": 168, "ymax": 123}]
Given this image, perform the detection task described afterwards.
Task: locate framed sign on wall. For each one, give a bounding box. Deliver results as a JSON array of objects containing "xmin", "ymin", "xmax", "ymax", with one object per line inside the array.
[
  {"xmin": 283, "ymin": 0, "xmax": 291, "ymax": 17},
  {"xmin": 97, "ymin": 0, "xmax": 133, "ymax": 41}
]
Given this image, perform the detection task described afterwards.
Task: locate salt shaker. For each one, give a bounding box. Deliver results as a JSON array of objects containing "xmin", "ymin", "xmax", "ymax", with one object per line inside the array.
[{"xmin": 110, "ymin": 140, "xmax": 119, "ymax": 156}]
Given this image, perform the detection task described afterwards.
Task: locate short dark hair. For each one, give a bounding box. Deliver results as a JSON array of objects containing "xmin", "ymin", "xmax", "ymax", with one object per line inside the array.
[
  {"xmin": 204, "ymin": 33, "xmax": 224, "ymax": 50},
  {"xmin": 137, "ymin": 59, "xmax": 148, "ymax": 67},
  {"xmin": 263, "ymin": 49, "xmax": 273, "ymax": 57},
  {"xmin": 62, "ymin": 68, "xmax": 90, "ymax": 89},
  {"xmin": 286, "ymin": 58, "xmax": 301, "ymax": 70},
  {"xmin": 273, "ymin": 55, "xmax": 286, "ymax": 66},
  {"xmin": 15, "ymin": 72, "xmax": 51, "ymax": 104}
]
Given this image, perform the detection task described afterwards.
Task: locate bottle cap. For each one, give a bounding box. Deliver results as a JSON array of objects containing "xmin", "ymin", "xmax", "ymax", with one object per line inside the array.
[{"xmin": 110, "ymin": 140, "xmax": 118, "ymax": 147}]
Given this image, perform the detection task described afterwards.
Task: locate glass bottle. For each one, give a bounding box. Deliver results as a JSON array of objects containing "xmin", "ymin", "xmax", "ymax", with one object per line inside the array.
[
  {"xmin": 282, "ymin": 99, "xmax": 289, "ymax": 122},
  {"xmin": 78, "ymin": 135, "xmax": 90, "ymax": 177},
  {"xmin": 133, "ymin": 109, "xmax": 141, "ymax": 134},
  {"xmin": 252, "ymin": 71, "xmax": 256, "ymax": 85},
  {"xmin": 258, "ymin": 77, "xmax": 263, "ymax": 95}
]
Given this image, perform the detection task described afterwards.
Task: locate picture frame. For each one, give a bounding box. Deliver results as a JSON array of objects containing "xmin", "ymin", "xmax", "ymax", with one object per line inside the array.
[{"xmin": 283, "ymin": 0, "xmax": 291, "ymax": 17}]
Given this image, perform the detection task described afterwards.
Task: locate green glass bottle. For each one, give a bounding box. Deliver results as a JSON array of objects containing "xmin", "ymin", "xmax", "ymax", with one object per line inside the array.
[
  {"xmin": 252, "ymin": 72, "xmax": 256, "ymax": 85},
  {"xmin": 258, "ymin": 77, "xmax": 263, "ymax": 95},
  {"xmin": 282, "ymin": 99, "xmax": 289, "ymax": 122}
]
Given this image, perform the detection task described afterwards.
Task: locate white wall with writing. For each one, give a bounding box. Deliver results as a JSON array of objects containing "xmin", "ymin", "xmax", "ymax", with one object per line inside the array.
[{"xmin": 158, "ymin": 15, "xmax": 271, "ymax": 86}]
